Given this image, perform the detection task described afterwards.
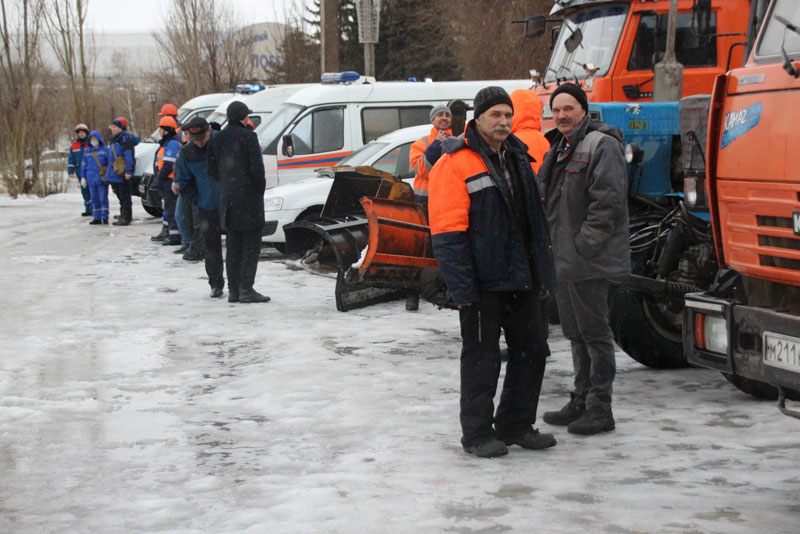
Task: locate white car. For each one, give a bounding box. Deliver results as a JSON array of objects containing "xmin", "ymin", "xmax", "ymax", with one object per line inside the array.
[{"xmin": 263, "ymin": 123, "xmax": 431, "ymax": 252}]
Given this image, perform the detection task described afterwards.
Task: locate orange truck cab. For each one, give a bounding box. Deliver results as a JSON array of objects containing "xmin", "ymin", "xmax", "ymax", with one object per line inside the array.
[
  {"xmin": 527, "ymin": 0, "xmax": 750, "ymax": 130},
  {"xmin": 683, "ymin": 0, "xmax": 800, "ymax": 417}
]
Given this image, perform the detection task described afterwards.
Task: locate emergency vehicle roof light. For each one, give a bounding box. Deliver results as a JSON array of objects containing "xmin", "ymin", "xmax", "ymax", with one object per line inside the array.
[
  {"xmin": 320, "ymin": 71, "xmax": 361, "ymax": 84},
  {"xmin": 235, "ymin": 83, "xmax": 266, "ymax": 94}
]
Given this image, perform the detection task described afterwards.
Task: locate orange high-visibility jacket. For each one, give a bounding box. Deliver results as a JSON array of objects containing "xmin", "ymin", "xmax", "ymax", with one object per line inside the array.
[{"xmin": 410, "ymin": 126, "xmax": 451, "ymax": 202}]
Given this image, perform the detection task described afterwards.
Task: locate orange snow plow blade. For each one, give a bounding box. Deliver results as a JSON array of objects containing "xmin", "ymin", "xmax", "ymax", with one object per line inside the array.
[{"xmin": 283, "ymin": 167, "xmax": 451, "ymax": 311}]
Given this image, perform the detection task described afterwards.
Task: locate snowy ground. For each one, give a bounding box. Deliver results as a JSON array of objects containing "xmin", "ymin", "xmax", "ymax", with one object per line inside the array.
[{"xmin": 1, "ymin": 192, "xmax": 798, "ymax": 534}]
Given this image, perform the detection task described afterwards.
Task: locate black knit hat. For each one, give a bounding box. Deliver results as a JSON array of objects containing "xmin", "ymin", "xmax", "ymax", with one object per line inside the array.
[
  {"xmin": 473, "ymin": 86, "xmax": 514, "ymax": 119},
  {"xmin": 227, "ymin": 100, "xmax": 252, "ymax": 122},
  {"xmin": 550, "ymin": 82, "xmax": 588, "ymax": 112}
]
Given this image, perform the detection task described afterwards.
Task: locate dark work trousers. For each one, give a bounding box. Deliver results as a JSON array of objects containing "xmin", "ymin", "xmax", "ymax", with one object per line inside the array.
[
  {"xmin": 556, "ymin": 279, "xmax": 616, "ymax": 411},
  {"xmin": 162, "ymin": 187, "xmax": 179, "ymax": 237},
  {"xmin": 182, "ymin": 192, "xmax": 204, "ymax": 255},
  {"xmin": 110, "ymin": 180, "xmax": 132, "ymax": 208},
  {"xmin": 225, "ymin": 228, "xmax": 261, "ymax": 293},
  {"xmin": 458, "ymin": 290, "xmax": 549, "ymax": 448},
  {"xmin": 199, "ymin": 209, "xmax": 224, "ymax": 290}
]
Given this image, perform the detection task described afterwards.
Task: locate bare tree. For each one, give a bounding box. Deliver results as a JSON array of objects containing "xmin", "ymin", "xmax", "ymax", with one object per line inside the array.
[
  {"xmin": 154, "ymin": 0, "xmax": 253, "ymax": 101},
  {"xmin": 266, "ymin": 1, "xmax": 320, "ymax": 84},
  {"xmin": 0, "ymin": 0, "xmax": 46, "ymax": 197},
  {"xmin": 42, "ymin": 0, "xmax": 92, "ymax": 124}
]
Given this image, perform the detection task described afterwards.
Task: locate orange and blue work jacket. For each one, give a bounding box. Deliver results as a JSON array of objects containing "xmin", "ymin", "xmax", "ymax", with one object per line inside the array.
[
  {"xmin": 410, "ymin": 126, "xmax": 451, "ymax": 204},
  {"xmin": 428, "ymin": 121, "xmax": 555, "ymax": 305},
  {"xmin": 152, "ymin": 132, "xmax": 181, "ymax": 191}
]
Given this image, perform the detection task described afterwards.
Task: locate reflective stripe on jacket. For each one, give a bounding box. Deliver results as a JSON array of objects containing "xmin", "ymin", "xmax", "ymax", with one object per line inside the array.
[{"xmin": 410, "ymin": 126, "xmax": 451, "ymax": 203}]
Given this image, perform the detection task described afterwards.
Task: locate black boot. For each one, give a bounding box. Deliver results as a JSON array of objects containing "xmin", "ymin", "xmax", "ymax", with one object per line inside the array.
[
  {"xmin": 89, "ymin": 219, "xmax": 102, "ymax": 225},
  {"xmin": 463, "ymin": 438, "xmax": 508, "ymax": 458},
  {"xmin": 112, "ymin": 207, "xmax": 131, "ymax": 226},
  {"xmin": 183, "ymin": 249, "xmax": 205, "ymax": 262},
  {"xmin": 162, "ymin": 235, "xmax": 182, "ymax": 246},
  {"xmin": 151, "ymin": 225, "xmax": 169, "ymax": 242},
  {"xmin": 102, "ymin": 219, "xmax": 109, "ymax": 225},
  {"xmin": 568, "ymin": 407, "xmax": 615, "ymax": 435},
  {"xmin": 405, "ymin": 293, "xmax": 419, "ymax": 311},
  {"xmin": 173, "ymin": 243, "xmax": 190, "ymax": 254},
  {"xmin": 210, "ymin": 286, "xmax": 224, "ymax": 299},
  {"xmin": 228, "ymin": 288, "xmax": 240, "ymax": 303},
  {"xmin": 239, "ymin": 288, "xmax": 270, "ymax": 303},
  {"xmin": 542, "ymin": 393, "xmax": 585, "ymax": 426}
]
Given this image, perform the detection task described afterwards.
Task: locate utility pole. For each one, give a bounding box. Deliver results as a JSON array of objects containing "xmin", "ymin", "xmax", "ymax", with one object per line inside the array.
[
  {"xmin": 653, "ymin": 0, "xmax": 684, "ymax": 101},
  {"xmin": 320, "ymin": 0, "xmax": 340, "ymax": 73}
]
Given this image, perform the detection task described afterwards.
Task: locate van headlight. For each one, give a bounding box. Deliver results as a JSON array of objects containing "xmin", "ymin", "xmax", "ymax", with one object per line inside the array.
[{"xmin": 264, "ymin": 197, "xmax": 283, "ymax": 211}]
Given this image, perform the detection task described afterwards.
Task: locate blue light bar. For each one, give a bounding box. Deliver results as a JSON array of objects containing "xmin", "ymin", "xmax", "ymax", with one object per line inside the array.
[
  {"xmin": 235, "ymin": 83, "xmax": 266, "ymax": 94},
  {"xmin": 320, "ymin": 71, "xmax": 361, "ymax": 84}
]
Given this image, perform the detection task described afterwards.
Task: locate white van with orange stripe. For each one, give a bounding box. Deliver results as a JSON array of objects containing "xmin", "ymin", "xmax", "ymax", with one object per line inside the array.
[{"xmin": 255, "ymin": 73, "xmax": 534, "ymax": 189}]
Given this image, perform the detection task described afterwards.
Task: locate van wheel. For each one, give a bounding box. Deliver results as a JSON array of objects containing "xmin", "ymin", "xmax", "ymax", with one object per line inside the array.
[
  {"xmin": 722, "ymin": 373, "xmax": 800, "ymax": 401},
  {"xmin": 142, "ymin": 201, "xmax": 162, "ymax": 218}
]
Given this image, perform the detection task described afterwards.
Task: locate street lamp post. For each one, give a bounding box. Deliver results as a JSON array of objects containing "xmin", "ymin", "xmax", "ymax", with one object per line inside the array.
[
  {"xmin": 147, "ymin": 91, "xmax": 158, "ymax": 131},
  {"xmin": 355, "ymin": 0, "xmax": 380, "ymax": 77}
]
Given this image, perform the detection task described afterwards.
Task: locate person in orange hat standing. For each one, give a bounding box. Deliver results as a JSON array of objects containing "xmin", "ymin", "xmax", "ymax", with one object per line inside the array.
[{"xmin": 152, "ymin": 115, "xmax": 183, "ymax": 246}]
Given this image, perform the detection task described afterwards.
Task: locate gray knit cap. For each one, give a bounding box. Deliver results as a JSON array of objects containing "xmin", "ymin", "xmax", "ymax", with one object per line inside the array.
[
  {"xmin": 473, "ymin": 86, "xmax": 513, "ymax": 119},
  {"xmin": 429, "ymin": 104, "xmax": 451, "ymax": 122}
]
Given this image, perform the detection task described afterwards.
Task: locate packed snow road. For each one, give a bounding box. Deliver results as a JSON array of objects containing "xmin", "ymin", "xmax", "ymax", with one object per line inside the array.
[{"xmin": 1, "ymin": 192, "xmax": 798, "ymax": 534}]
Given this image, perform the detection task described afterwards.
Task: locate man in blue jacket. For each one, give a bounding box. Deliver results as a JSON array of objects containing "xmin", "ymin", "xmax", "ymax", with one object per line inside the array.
[
  {"xmin": 67, "ymin": 124, "xmax": 92, "ymax": 217},
  {"xmin": 105, "ymin": 117, "xmax": 136, "ymax": 226},
  {"xmin": 176, "ymin": 117, "xmax": 224, "ymax": 298}
]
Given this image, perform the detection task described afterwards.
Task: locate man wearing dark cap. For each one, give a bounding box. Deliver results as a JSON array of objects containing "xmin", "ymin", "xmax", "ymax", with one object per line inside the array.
[
  {"xmin": 538, "ymin": 82, "xmax": 629, "ymax": 435},
  {"xmin": 428, "ymin": 86, "xmax": 556, "ymax": 458},
  {"xmin": 207, "ymin": 100, "xmax": 270, "ymax": 303},
  {"xmin": 176, "ymin": 117, "xmax": 225, "ymax": 296}
]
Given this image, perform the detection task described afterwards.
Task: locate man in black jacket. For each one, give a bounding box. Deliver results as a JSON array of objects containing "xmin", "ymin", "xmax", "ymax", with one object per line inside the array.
[{"xmin": 207, "ymin": 101, "xmax": 270, "ymax": 304}]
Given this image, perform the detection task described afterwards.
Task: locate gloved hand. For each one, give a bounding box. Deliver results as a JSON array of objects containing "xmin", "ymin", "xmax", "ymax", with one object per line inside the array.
[{"xmin": 80, "ymin": 177, "xmax": 87, "ymax": 188}]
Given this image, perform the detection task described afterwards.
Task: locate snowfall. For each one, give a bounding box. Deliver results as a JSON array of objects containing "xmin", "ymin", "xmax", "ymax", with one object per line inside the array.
[{"xmin": 1, "ymin": 191, "xmax": 798, "ymax": 534}]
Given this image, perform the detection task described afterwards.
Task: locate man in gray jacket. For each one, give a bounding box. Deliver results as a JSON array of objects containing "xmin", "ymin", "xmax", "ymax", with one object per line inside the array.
[{"xmin": 537, "ymin": 83, "xmax": 630, "ymax": 435}]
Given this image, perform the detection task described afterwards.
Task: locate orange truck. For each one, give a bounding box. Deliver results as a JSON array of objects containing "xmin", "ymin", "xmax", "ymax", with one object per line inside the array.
[{"xmin": 683, "ymin": 0, "xmax": 800, "ymax": 416}]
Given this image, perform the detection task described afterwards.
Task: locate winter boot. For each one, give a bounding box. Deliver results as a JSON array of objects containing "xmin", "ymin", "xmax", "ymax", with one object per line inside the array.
[
  {"xmin": 542, "ymin": 393, "xmax": 585, "ymax": 426},
  {"xmin": 162, "ymin": 235, "xmax": 182, "ymax": 246},
  {"xmin": 210, "ymin": 286, "xmax": 224, "ymax": 299},
  {"xmin": 173, "ymin": 243, "xmax": 190, "ymax": 254},
  {"xmin": 112, "ymin": 207, "xmax": 131, "ymax": 226},
  {"xmin": 239, "ymin": 288, "xmax": 270, "ymax": 303},
  {"xmin": 463, "ymin": 438, "xmax": 508, "ymax": 458},
  {"xmin": 182, "ymin": 249, "xmax": 205, "ymax": 262},
  {"xmin": 405, "ymin": 293, "xmax": 419, "ymax": 311},
  {"xmin": 228, "ymin": 289, "xmax": 240, "ymax": 303},
  {"xmin": 501, "ymin": 429, "xmax": 556, "ymax": 450},
  {"xmin": 567, "ymin": 407, "xmax": 615, "ymax": 435},
  {"xmin": 81, "ymin": 210, "xmax": 92, "ymax": 217},
  {"xmin": 89, "ymin": 219, "xmax": 102, "ymax": 225},
  {"xmin": 151, "ymin": 225, "xmax": 169, "ymax": 242},
  {"xmin": 102, "ymin": 219, "xmax": 109, "ymax": 225}
]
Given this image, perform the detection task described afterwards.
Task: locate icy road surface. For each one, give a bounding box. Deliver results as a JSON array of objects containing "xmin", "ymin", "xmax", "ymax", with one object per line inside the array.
[{"xmin": 1, "ymin": 193, "xmax": 798, "ymax": 534}]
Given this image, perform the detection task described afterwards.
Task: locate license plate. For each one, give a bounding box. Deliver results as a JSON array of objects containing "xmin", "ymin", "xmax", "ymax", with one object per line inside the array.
[
  {"xmin": 793, "ymin": 211, "xmax": 800, "ymax": 236},
  {"xmin": 764, "ymin": 331, "xmax": 800, "ymax": 372}
]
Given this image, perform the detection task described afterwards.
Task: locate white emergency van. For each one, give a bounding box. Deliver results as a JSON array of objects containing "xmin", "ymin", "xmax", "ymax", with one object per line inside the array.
[{"xmin": 255, "ymin": 73, "xmax": 533, "ymax": 189}]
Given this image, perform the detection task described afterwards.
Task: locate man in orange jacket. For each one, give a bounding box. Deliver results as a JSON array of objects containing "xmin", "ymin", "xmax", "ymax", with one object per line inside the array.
[
  {"xmin": 509, "ymin": 89, "xmax": 550, "ymax": 173},
  {"xmin": 429, "ymin": 86, "xmax": 556, "ymax": 458},
  {"xmin": 410, "ymin": 104, "xmax": 453, "ymax": 206}
]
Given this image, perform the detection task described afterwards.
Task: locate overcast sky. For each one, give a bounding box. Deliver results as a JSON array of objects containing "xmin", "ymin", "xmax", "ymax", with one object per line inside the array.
[{"xmin": 85, "ymin": 0, "xmax": 309, "ymax": 33}]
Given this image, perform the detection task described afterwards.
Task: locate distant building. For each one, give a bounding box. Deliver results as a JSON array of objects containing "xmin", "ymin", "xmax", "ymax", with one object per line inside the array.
[{"xmin": 41, "ymin": 22, "xmax": 289, "ymax": 84}]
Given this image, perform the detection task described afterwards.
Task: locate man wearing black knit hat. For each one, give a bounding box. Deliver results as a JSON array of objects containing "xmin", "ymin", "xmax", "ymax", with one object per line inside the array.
[
  {"xmin": 428, "ymin": 86, "xmax": 557, "ymax": 458},
  {"xmin": 538, "ymin": 83, "xmax": 630, "ymax": 435},
  {"xmin": 207, "ymin": 100, "xmax": 270, "ymax": 304}
]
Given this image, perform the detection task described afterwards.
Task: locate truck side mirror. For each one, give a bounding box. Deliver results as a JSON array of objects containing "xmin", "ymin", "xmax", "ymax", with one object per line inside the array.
[
  {"xmin": 524, "ymin": 15, "xmax": 546, "ymax": 38},
  {"xmin": 282, "ymin": 134, "xmax": 294, "ymax": 157},
  {"xmin": 565, "ymin": 28, "xmax": 583, "ymax": 53}
]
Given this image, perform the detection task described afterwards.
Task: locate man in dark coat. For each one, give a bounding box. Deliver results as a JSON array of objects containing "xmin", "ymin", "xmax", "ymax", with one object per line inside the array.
[
  {"xmin": 428, "ymin": 86, "xmax": 557, "ymax": 458},
  {"xmin": 207, "ymin": 101, "xmax": 270, "ymax": 304},
  {"xmin": 538, "ymin": 83, "xmax": 630, "ymax": 435}
]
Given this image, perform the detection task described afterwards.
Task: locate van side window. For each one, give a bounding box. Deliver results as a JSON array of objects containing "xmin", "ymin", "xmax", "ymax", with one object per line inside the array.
[
  {"xmin": 290, "ymin": 107, "xmax": 344, "ymax": 155},
  {"xmin": 362, "ymin": 106, "xmax": 432, "ymax": 144},
  {"xmin": 627, "ymin": 12, "xmax": 717, "ymax": 71}
]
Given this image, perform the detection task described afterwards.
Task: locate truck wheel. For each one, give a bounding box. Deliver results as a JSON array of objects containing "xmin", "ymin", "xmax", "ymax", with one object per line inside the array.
[
  {"xmin": 722, "ymin": 373, "xmax": 800, "ymax": 401},
  {"xmin": 609, "ymin": 249, "xmax": 687, "ymax": 369}
]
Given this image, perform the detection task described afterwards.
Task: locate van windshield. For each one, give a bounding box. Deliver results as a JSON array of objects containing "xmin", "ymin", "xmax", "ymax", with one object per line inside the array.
[
  {"xmin": 336, "ymin": 142, "xmax": 389, "ymax": 167},
  {"xmin": 257, "ymin": 103, "xmax": 305, "ymax": 154},
  {"xmin": 544, "ymin": 4, "xmax": 629, "ymax": 84},
  {"xmin": 206, "ymin": 110, "xmax": 227, "ymax": 128}
]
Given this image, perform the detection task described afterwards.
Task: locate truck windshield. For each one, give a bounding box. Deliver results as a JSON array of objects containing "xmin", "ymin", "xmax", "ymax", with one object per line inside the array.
[
  {"xmin": 256, "ymin": 103, "xmax": 305, "ymax": 155},
  {"xmin": 756, "ymin": 0, "xmax": 800, "ymax": 59},
  {"xmin": 544, "ymin": 4, "xmax": 629, "ymax": 84}
]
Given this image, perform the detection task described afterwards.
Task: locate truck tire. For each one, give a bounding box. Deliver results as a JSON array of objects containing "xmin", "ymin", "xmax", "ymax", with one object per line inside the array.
[
  {"xmin": 609, "ymin": 246, "xmax": 687, "ymax": 369},
  {"xmin": 722, "ymin": 373, "xmax": 800, "ymax": 401}
]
